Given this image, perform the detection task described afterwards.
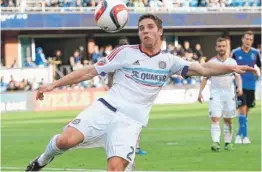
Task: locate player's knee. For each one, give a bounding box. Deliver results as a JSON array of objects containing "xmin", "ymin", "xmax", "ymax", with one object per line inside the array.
[
  {"xmin": 224, "ymin": 118, "xmax": 232, "ymax": 125},
  {"xmin": 56, "ymin": 127, "xmax": 84, "ymax": 150},
  {"xmin": 211, "ymin": 117, "xmax": 220, "ymax": 123},
  {"xmin": 107, "ymin": 157, "xmax": 129, "ymax": 171},
  {"xmin": 239, "ymin": 106, "xmax": 247, "ymax": 114}
]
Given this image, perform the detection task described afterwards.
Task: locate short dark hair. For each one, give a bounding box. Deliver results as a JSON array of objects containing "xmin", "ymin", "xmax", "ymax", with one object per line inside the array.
[
  {"xmin": 243, "ymin": 30, "xmax": 254, "ymax": 38},
  {"xmin": 216, "ymin": 37, "xmax": 227, "ymax": 43},
  {"xmin": 117, "ymin": 36, "xmax": 129, "ymax": 46},
  {"xmin": 138, "ymin": 13, "xmax": 163, "ymax": 30}
]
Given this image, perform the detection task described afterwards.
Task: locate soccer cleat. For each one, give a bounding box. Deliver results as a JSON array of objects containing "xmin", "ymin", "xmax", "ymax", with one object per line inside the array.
[
  {"xmin": 25, "ymin": 157, "xmax": 54, "ymax": 171},
  {"xmin": 235, "ymin": 135, "xmax": 242, "ymax": 144},
  {"xmin": 136, "ymin": 148, "xmax": 147, "ymax": 155},
  {"xmin": 211, "ymin": 142, "xmax": 221, "ymax": 152},
  {"xmin": 224, "ymin": 143, "xmax": 234, "ymax": 151},
  {"xmin": 243, "ymin": 137, "xmax": 251, "ymax": 144}
]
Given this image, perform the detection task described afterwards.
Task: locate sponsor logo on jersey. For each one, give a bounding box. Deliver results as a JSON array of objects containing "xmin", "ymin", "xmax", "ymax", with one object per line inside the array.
[{"xmin": 131, "ymin": 71, "xmax": 167, "ymax": 82}]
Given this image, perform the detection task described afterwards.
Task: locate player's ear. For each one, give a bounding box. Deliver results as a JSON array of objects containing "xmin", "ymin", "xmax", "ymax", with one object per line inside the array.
[{"xmin": 159, "ymin": 28, "xmax": 163, "ymax": 36}]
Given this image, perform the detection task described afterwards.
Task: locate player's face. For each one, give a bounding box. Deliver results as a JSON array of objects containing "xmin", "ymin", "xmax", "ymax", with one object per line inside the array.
[
  {"xmin": 242, "ymin": 34, "xmax": 254, "ymax": 49},
  {"xmin": 138, "ymin": 18, "xmax": 163, "ymax": 48},
  {"xmin": 216, "ymin": 41, "xmax": 227, "ymax": 56}
]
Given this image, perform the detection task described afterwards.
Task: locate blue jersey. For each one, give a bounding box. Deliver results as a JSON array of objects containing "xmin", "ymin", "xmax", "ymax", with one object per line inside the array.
[{"xmin": 232, "ymin": 47, "xmax": 261, "ymax": 90}]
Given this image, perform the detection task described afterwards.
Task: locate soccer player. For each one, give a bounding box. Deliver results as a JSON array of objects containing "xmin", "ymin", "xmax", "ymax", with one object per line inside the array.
[
  {"xmin": 232, "ymin": 31, "xmax": 261, "ymax": 144},
  {"xmin": 108, "ymin": 36, "xmax": 147, "ymax": 156},
  {"xmin": 25, "ymin": 14, "xmax": 257, "ymax": 171},
  {"xmin": 198, "ymin": 37, "xmax": 242, "ymax": 151}
]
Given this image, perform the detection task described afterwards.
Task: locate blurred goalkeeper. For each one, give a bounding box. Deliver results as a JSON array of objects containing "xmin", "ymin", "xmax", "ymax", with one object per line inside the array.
[
  {"xmin": 232, "ymin": 31, "xmax": 261, "ymax": 144},
  {"xmin": 26, "ymin": 14, "xmax": 257, "ymax": 171},
  {"xmin": 198, "ymin": 37, "xmax": 242, "ymax": 152}
]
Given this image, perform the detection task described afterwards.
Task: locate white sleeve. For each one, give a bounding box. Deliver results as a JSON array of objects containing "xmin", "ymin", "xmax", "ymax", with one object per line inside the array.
[
  {"xmin": 169, "ymin": 55, "xmax": 192, "ymax": 77},
  {"xmin": 93, "ymin": 46, "xmax": 127, "ymax": 76}
]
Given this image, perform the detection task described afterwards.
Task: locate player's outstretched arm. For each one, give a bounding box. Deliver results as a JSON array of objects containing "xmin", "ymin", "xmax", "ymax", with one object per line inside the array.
[
  {"xmin": 186, "ymin": 62, "xmax": 258, "ymax": 77},
  {"xmin": 198, "ymin": 77, "xmax": 208, "ymax": 103},
  {"xmin": 36, "ymin": 65, "xmax": 98, "ymax": 100},
  {"xmin": 235, "ymin": 73, "xmax": 243, "ymax": 96}
]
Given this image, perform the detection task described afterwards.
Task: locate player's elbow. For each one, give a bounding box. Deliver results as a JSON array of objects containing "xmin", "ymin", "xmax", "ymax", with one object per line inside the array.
[{"xmin": 199, "ymin": 68, "xmax": 210, "ymax": 77}]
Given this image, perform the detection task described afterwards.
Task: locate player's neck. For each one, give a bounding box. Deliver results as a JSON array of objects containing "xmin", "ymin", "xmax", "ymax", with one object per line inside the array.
[
  {"xmin": 140, "ymin": 44, "xmax": 161, "ymax": 56},
  {"xmin": 242, "ymin": 46, "xmax": 251, "ymax": 53},
  {"xmin": 217, "ymin": 55, "xmax": 227, "ymax": 62}
]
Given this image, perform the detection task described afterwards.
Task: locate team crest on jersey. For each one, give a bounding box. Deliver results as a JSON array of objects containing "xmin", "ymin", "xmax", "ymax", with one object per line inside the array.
[
  {"xmin": 97, "ymin": 57, "xmax": 107, "ymax": 66},
  {"xmin": 238, "ymin": 56, "xmax": 242, "ymax": 60},
  {"xmin": 251, "ymin": 53, "xmax": 256, "ymax": 60},
  {"xmin": 72, "ymin": 119, "xmax": 81, "ymax": 125},
  {"xmin": 158, "ymin": 61, "xmax": 166, "ymax": 69}
]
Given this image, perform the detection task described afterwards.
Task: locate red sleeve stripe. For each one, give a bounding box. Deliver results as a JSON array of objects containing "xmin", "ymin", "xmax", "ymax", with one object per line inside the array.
[
  {"xmin": 107, "ymin": 45, "xmax": 139, "ymax": 62},
  {"xmin": 107, "ymin": 46, "xmax": 126, "ymax": 62}
]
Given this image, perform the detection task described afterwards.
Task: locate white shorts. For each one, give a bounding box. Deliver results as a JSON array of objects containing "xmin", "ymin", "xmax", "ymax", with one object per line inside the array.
[
  {"xmin": 66, "ymin": 100, "xmax": 142, "ymax": 170},
  {"xmin": 209, "ymin": 96, "xmax": 236, "ymax": 118}
]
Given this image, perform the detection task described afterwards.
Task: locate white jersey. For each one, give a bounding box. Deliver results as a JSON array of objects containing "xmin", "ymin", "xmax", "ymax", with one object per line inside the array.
[
  {"xmin": 208, "ymin": 57, "xmax": 237, "ymax": 96},
  {"xmin": 94, "ymin": 45, "xmax": 191, "ymax": 126}
]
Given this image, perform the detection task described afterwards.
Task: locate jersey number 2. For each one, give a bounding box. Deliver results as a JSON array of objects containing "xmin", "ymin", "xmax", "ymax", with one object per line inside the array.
[{"xmin": 126, "ymin": 146, "xmax": 135, "ymax": 161}]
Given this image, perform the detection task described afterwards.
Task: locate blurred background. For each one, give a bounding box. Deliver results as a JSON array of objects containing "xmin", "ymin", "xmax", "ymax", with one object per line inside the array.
[{"xmin": 0, "ymin": 1, "xmax": 261, "ymax": 171}]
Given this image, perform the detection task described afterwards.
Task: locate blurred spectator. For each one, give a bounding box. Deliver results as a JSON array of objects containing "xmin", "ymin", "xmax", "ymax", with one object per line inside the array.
[
  {"xmin": 126, "ymin": 0, "xmax": 135, "ymax": 7},
  {"xmin": 24, "ymin": 57, "xmax": 36, "ymax": 67},
  {"xmin": 7, "ymin": 75, "xmax": 17, "ymax": 91},
  {"xmin": 91, "ymin": 45, "xmax": 102, "ymax": 63},
  {"xmin": 9, "ymin": 60, "xmax": 18, "ymax": 68},
  {"xmin": 18, "ymin": 79, "xmax": 32, "ymax": 91},
  {"xmin": 193, "ymin": 43, "xmax": 203, "ymax": 61},
  {"xmin": 70, "ymin": 50, "xmax": 83, "ymax": 70},
  {"xmin": 35, "ymin": 47, "xmax": 48, "ymax": 67},
  {"xmin": 1, "ymin": 76, "xmax": 8, "ymax": 92},
  {"xmin": 134, "ymin": 0, "xmax": 145, "ymax": 8}
]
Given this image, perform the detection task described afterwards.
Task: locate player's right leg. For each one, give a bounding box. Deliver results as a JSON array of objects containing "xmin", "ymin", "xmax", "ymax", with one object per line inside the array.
[
  {"xmin": 25, "ymin": 100, "xmax": 112, "ymax": 171},
  {"xmin": 25, "ymin": 126, "xmax": 84, "ymax": 171}
]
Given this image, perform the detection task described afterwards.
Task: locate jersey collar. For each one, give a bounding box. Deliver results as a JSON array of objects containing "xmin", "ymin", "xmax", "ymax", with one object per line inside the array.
[{"xmin": 139, "ymin": 45, "xmax": 161, "ymax": 57}]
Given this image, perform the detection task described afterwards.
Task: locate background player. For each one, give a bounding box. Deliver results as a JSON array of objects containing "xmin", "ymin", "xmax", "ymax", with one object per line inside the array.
[
  {"xmin": 232, "ymin": 31, "xmax": 261, "ymax": 144},
  {"xmin": 198, "ymin": 37, "xmax": 242, "ymax": 151},
  {"xmin": 26, "ymin": 14, "xmax": 257, "ymax": 172}
]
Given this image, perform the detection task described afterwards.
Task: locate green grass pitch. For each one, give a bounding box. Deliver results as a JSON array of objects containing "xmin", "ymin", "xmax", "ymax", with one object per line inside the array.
[{"xmin": 1, "ymin": 102, "xmax": 261, "ymax": 171}]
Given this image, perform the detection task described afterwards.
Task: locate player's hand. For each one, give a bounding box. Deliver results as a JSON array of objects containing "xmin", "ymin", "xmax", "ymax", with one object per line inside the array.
[
  {"xmin": 237, "ymin": 88, "xmax": 243, "ymax": 96},
  {"xmin": 198, "ymin": 93, "xmax": 203, "ymax": 103},
  {"xmin": 233, "ymin": 65, "xmax": 258, "ymax": 75},
  {"xmin": 36, "ymin": 83, "xmax": 56, "ymax": 100}
]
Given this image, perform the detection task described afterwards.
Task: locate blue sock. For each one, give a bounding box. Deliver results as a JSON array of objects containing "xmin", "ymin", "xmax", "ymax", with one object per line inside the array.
[
  {"xmin": 237, "ymin": 114, "xmax": 246, "ymax": 137},
  {"xmin": 243, "ymin": 116, "xmax": 248, "ymax": 138}
]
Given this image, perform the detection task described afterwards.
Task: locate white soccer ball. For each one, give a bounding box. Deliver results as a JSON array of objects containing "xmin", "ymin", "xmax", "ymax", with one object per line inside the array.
[{"xmin": 94, "ymin": 0, "xmax": 129, "ymax": 33}]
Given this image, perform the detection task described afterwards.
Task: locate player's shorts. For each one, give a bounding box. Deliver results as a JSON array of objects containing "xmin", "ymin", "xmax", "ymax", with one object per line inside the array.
[
  {"xmin": 209, "ymin": 95, "xmax": 237, "ymax": 118},
  {"xmin": 237, "ymin": 89, "xmax": 256, "ymax": 108},
  {"xmin": 66, "ymin": 98, "xmax": 142, "ymax": 170}
]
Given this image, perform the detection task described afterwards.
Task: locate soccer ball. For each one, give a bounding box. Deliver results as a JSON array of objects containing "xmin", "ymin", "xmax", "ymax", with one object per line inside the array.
[{"xmin": 94, "ymin": 0, "xmax": 129, "ymax": 33}]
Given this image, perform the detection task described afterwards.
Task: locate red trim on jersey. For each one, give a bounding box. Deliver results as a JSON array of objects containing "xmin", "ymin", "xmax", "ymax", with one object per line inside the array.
[
  {"xmin": 139, "ymin": 45, "xmax": 161, "ymax": 57},
  {"xmin": 107, "ymin": 45, "xmax": 139, "ymax": 62}
]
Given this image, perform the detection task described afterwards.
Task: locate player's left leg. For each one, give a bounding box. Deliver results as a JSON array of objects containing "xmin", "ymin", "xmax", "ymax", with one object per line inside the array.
[
  {"xmin": 242, "ymin": 89, "xmax": 255, "ymax": 144},
  {"xmin": 136, "ymin": 135, "xmax": 147, "ymax": 155},
  {"xmin": 223, "ymin": 118, "xmax": 234, "ymax": 150}
]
